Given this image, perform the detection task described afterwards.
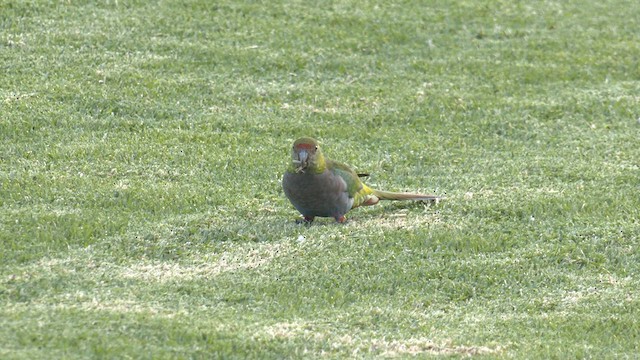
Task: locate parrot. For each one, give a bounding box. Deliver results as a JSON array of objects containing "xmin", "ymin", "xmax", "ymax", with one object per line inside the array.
[{"xmin": 282, "ymin": 137, "xmax": 442, "ymax": 223}]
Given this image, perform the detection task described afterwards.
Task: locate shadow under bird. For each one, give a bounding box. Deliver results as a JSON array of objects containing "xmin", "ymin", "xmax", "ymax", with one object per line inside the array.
[{"xmin": 282, "ymin": 137, "xmax": 443, "ymax": 223}]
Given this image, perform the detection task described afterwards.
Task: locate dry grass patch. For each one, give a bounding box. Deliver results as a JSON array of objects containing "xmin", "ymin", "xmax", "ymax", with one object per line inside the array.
[
  {"xmin": 259, "ymin": 321, "xmax": 502, "ymax": 357},
  {"xmin": 351, "ymin": 206, "xmax": 445, "ymax": 231},
  {"xmin": 371, "ymin": 337, "xmax": 501, "ymax": 357},
  {"xmin": 119, "ymin": 242, "xmax": 292, "ymax": 282},
  {"xmin": 3, "ymin": 298, "xmax": 183, "ymax": 319},
  {"xmin": 9, "ymin": 240, "xmax": 296, "ymax": 284}
]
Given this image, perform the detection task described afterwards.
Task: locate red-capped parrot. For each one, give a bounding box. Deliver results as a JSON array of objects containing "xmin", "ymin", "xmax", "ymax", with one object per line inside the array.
[{"xmin": 282, "ymin": 137, "xmax": 442, "ymax": 223}]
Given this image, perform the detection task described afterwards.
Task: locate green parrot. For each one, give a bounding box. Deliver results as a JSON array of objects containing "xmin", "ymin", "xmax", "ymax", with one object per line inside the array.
[{"xmin": 282, "ymin": 137, "xmax": 442, "ymax": 223}]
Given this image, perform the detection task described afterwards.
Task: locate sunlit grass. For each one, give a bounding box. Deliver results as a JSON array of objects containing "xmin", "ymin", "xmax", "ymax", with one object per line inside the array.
[{"xmin": 1, "ymin": 0, "xmax": 639, "ymax": 358}]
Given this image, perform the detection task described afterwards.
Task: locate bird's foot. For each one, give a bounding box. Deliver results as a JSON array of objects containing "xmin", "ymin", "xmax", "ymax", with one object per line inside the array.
[
  {"xmin": 334, "ymin": 215, "xmax": 347, "ymax": 223},
  {"xmin": 296, "ymin": 216, "xmax": 315, "ymax": 224}
]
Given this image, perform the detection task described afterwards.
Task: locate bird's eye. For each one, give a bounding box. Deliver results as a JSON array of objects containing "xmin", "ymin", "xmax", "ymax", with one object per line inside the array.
[{"xmin": 315, "ymin": 146, "xmax": 318, "ymax": 150}]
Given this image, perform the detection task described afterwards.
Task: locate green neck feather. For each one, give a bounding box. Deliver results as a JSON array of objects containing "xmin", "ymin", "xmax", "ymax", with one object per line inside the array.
[{"xmin": 310, "ymin": 152, "xmax": 327, "ymax": 173}]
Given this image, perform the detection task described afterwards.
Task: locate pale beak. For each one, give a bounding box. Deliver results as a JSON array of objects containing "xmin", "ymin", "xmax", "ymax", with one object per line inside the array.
[
  {"xmin": 297, "ymin": 149, "xmax": 308, "ymax": 163},
  {"xmin": 292, "ymin": 149, "xmax": 308, "ymax": 171}
]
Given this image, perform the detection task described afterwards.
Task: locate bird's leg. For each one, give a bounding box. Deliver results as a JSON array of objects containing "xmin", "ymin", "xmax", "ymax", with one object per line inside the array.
[
  {"xmin": 296, "ymin": 216, "xmax": 315, "ymax": 224},
  {"xmin": 334, "ymin": 215, "xmax": 347, "ymax": 223}
]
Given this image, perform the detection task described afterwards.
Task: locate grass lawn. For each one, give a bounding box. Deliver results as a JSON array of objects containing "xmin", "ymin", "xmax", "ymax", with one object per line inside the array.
[{"xmin": 1, "ymin": 0, "xmax": 639, "ymax": 358}]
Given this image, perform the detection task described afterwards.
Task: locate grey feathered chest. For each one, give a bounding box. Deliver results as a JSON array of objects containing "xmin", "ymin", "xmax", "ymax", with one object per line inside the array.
[{"xmin": 282, "ymin": 170, "xmax": 354, "ymax": 218}]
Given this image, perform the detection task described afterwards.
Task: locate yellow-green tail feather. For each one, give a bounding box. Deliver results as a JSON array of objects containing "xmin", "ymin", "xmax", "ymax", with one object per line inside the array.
[{"xmin": 372, "ymin": 189, "xmax": 442, "ymax": 201}]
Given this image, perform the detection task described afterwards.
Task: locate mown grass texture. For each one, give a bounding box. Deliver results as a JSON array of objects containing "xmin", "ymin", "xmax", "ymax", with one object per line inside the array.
[{"xmin": 1, "ymin": 0, "xmax": 639, "ymax": 358}]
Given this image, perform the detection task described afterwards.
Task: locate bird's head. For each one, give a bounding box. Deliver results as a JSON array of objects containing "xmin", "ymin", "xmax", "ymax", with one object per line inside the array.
[{"xmin": 290, "ymin": 137, "xmax": 326, "ymax": 174}]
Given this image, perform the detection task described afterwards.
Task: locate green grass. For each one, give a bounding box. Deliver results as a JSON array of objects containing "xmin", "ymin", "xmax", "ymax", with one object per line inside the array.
[{"xmin": 1, "ymin": 0, "xmax": 639, "ymax": 358}]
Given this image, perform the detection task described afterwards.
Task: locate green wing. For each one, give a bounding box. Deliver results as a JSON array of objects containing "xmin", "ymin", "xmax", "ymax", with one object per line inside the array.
[{"xmin": 326, "ymin": 159, "xmax": 375, "ymax": 208}]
